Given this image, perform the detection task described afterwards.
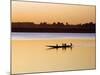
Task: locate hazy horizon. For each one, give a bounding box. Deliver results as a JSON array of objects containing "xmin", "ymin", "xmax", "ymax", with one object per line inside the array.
[{"xmin": 12, "ymin": 1, "xmax": 96, "ymax": 24}]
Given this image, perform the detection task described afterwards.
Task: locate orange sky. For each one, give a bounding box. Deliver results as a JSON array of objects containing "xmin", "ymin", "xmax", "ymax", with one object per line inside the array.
[{"xmin": 12, "ymin": 1, "xmax": 96, "ymax": 24}]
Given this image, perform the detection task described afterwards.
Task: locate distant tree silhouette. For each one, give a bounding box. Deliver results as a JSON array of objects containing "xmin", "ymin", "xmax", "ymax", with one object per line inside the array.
[
  {"xmin": 52, "ymin": 22, "xmax": 56, "ymax": 25},
  {"xmin": 60, "ymin": 22, "xmax": 64, "ymax": 26},
  {"xmin": 89, "ymin": 22, "xmax": 94, "ymax": 25},
  {"xmin": 66, "ymin": 22, "xmax": 69, "ymax": 25},
  {"xmin": 43, "ymin": 22, "xmax": 47, "ymax": 25},
  {"xmin": 56, "ymin": 22, "xmax": 64, "ymax": 26},
  {"xmin": 57, "ymin": 22, "xmax": 61, "ymax": 25},
  {"xmin": 12, "ymin": 21, "xmax": 96, "ymax": 33},
  {"xmin": 40, "ymin": 22, "xmax": 43, "ymax": 25}
]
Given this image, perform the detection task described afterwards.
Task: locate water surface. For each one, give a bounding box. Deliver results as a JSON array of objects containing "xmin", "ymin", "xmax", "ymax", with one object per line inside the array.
[{"xmin": 12, "ymin": 33, "xmax": 96, "ymax": 74}]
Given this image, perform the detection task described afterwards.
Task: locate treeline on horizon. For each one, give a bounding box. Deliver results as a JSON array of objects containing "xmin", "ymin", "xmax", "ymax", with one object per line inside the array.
[{"xmin": 12, "ymin": 22, "xmax": 96, "ymax": 33}]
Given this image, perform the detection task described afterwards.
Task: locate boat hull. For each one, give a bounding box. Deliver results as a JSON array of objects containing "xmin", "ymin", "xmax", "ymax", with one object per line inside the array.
[{"xmin": 47, "ymin": 45, "xmax": 72, "ymax": 48}]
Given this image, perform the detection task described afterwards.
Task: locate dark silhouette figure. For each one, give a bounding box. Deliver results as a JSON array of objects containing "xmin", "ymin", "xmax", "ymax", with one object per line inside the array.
[
  {"xmin": 64, "ymin": 43, "xmax": 67, "ymax": 47},
  {"xmin": 70, "ymin": 43, "xmax": 72, "ymax": 46},
  {"xmin": 62, "ymin": 43, "xmax": 64, "ymax": 47},
  {"xmin": 56, "ymin": 44, "xmax": 58, "ymax": 47}
]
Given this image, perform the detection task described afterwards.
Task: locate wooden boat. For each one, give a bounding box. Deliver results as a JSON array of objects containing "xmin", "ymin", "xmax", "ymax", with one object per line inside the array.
[{"xmin": 47, "ymin": 43, "xmax": 72, "ymax": 48}]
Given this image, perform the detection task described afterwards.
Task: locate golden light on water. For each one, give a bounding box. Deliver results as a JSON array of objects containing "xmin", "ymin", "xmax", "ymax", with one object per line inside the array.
[{"xmin": 12, "ymin": 39, "xmax": 96, "ymax": 74}]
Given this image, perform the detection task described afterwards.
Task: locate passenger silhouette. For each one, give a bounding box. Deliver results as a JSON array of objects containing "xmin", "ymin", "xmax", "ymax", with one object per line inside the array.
[
  {"xmin": 62, "ymin": 43, "xmax": 64, "ymax": 46},
  {"xmin": 70, "ymin": 43, "xmax": 72, "ymax": 46},
  {"xmin": 56, "ymin": 44, "xmax": 58, "ymax": 47},
  {"xmin": 64, "ymin": 43, "xmax": 67, "ymax": 47}
]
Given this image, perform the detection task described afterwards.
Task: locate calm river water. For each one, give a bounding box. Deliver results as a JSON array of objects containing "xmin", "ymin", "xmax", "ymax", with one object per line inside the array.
[{"xmin": 11, "ymin": 33, "xmax": 96, "ymax": 74}]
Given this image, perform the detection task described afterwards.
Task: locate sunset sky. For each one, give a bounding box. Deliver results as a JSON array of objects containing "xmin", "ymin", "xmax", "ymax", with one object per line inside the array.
[{"xmin": 12, "ymin": 1, "xmax": 96, "ymax": 24}]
